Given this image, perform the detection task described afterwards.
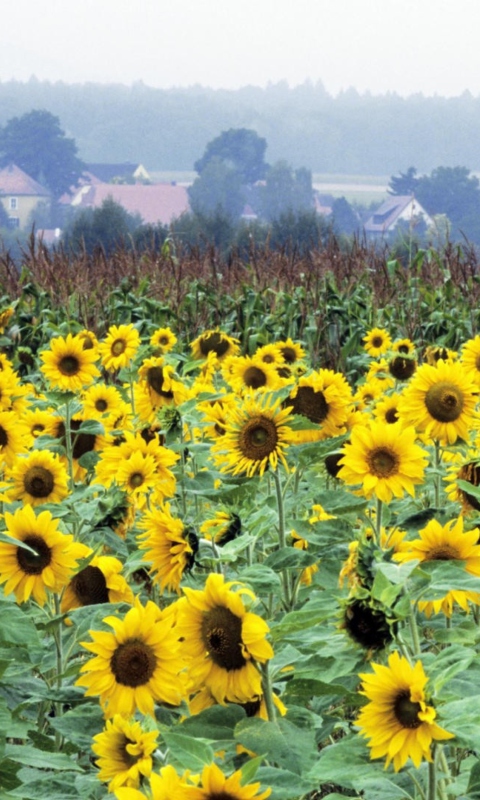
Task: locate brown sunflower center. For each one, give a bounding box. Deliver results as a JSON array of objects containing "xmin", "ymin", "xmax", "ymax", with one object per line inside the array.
[
  {"xmin": 95, "ymin": 399, "xmax": 108, "ymax": 412},
  {"xmin": 290, "ymin": 385, "xmax": 328, "ymax": 424},
  {"xmin": 81, "ymin": 336, "xmax": 94, "ymax": 350},
  {"xmin": 459, "ymin": 462, "xmax": 480, "ymax": 511},
  {"xmin": 119, "ymin": 736, "xmax": 140, "ymax": 768},
  {"xmin": 17, "ymin": 534, "xmax": 52, "ymax": 575},
  {"xmin": 31, "ymin": 424, "xmax": 46, "ymax": 436},
  {"xmin": 398, "ymin": 344, "xmax": 410, "ymax": 354},
  {"xmin": 58, "ymin": 355, "xmax": 80, "ymax": 376},
  {"xmin": 241, "ymin": 698, "xmax": 262, "ymax": 717},
  {"xmin": 70, "ymin": 565, "xmax": 109, "ymax": 605},
  {"xmin": 201, "ymin": 605, "xmax": 246, "ymax": 671},
  {"xmin": 159, "ymin": 335, "xmax": 170, "ymax": 346},
  {"xmin": 425, "ymin": 381, "xmax": 465, "ymax": 422},
  {"xmin": 238, "ymin": 416, "xmax": 279, "ymax": 461},
  {"xmin": 0, "ymin": 425, "xmax": 8, "ymax": 447},
  {"xmin": 207, "ymin": 793, "xmax": 238, "ymax": 800},
  {"xmin": 367, "ymin": 446, "xmax": 399, "ymax": 477},
  {"xmin": 385, "ymin": 407, "xmax": 399, "ymax": 424},
  {"xmin": 389, "ymin": 356, "xmax": 416, "ymax": 381},
  {"xmin": 281, "ymin": 346, "xmax": 297, "ymax": 364},
  {"xmin": 147, "ymin": 366, "xmax": 174, "ymax": 398},
  {"xmin": 394, "ymin": 691, "xmax": 422, "ymax": 729},
  {"xmin": 129, "ymin": 472, "xmax": 145, "ymax": 489},
  {"xmin": 371, "ymin": 336, "xmax": 384, "ymax": 349},
  {"xmin": 199, "ymin": 332, "xmax": 231, "ymax": 357},
  {"xmin": 23, "ymin": 465, "xmax": 55, "ymax": 498},
  {"xmin": 262, "ymin": 354, "xmax": 275, "ymax": 364},
  {"xmin": 56, "ymin": 420, "xmax": 97, "ymax": 460},
  {"xmin": 243, "ymin": 366, "xmax": 267, "ymax": 389},
  {"xmin": 425, "ymin": 545, "xmax": 459, "ymax": 561},
  {"xmin": 111, "ymin": 339, "xmax": 127, "ymax": 357},
  {"xmin": 110, "ymin": 638, "xmax": 157, "ymax": 687}
]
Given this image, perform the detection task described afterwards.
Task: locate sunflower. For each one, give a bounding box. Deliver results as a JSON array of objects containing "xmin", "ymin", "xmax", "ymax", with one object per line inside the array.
[
  {"xmin": 366, "ymin": 358, "xmax": 395, "ymax": 388},
  {"xmin": 114, "ymin": 450, "xmax": 160, "ymax": 508},
  {"xmin": 81, "ymin": 383, "xmax": 129, "ymax": 425},
  {"xmin": 388, "ymin": 355, "xmax": 417, "ymax": 382},
  {"xmin": 53, "ymin": 414, "xmax": 109, "ymax": 480},
  {"xmin": 357, "ymin": 650, "xmax": 454, "ymax": 771},
  {"xmin": 291, "ymin": 529, "xmax": 319, "ymax": 586},
  {"xmin": 21, "ymin": 406, "xmax": 58, "ymax": 442},
  {"xmin": 424, "ymin": 345, "xmax": 456, "ymax": 365},
  {"xmin": 394, "ymin": 516, "xmax": 480, "ymax": 617},
  {"xmin": 288, "ymin": 369, "xmax": 353, "ymax": 442},
  {"xmin": 98, "ymin": 324, "xmax": 141, "ymax": 372},
  {"xmin": 373, "ymin": 393, "xmax": 405, "ymax": 427},
  {"xmin": 225, "ymin": 354, "xmax": 285, "ymax": 395},
  {"xmin": 211, "ymin": 394, "xmax": 295, "ymax": 477},
  {"xmin": 338, "ymin": 421, "xmax": 427, "ymax": 503},
  {"xmin": 0, "ymin": 410, "xmax": 29, "ymax": 466},
  {"xmin": 4, "ymin": 449, "xmax": 70, "ymax": 506},
  {"xmin": 460, "ymin": 334, "xmax": 480, "ymax": 386},
  {"xmin": 255, "ymin": 343, "xmax": 286, "ymax": 367},
  {"xmin": 198, "ymin": 393, "xmax": 237, "ymax": 440},
  {"xmin": 176, "ymin": 572, "xmax": 273, "ymax": 703},
  {"xmin": 0, "ymin": 369, "xmax": 20, "ymax": 412},
  {"xmin": 92, "ymin": 714, "xmax": 158, "ymax": 792},
  {"xmin": 176, "ymin": 762, "xmax": 271, "ymax": 800},
  {"xmin": 444, "ymin": 448, "xmax": 480, "ymax": 512},
  {"xmin": 341, "ymin": 597, "xmax": 393, "ymax": 651},
  {"xmin": 114, "ymin": 765, "xmax": 188, "ymax": 800},
  {"xmin": 276, "ymin": 337, "xmax": 305, "ymax": 365},
  {"xmin": 40, "ymin": 333, "xmax": 99, "ymax": 391},
  {"xmin": 363, "ymin": 327, "xmax": 392, "ymax": 357},
  {"xmin": 200, "ymin": 510, "xmax": 242, "ymax": 546},
  {"xmin": 398, "ymin": 359, "xmax": 479, "ymax": 444},
  {"xmin": 353, "ymin": 378, "xmax": 384, "ymax": 410},
  {"xmin": 137, "ymin": 503, "xmax": 194, "ymax": 594},
  {"xmin": 61, "ymin": 552, "xmax": 134, "ymax": 614},
  {"xmin": 0, "ymin": 504, "xmax": 86, "ymax": 605},
  {"xmin": 76, "ymin": 598, "xmax": 185, "ymax": 717},
  {"xmin": 150, "ymin": 326, "xmax": 177, "ymax": 353},
  {"xmin": 138, "ymin": 357, "xmax": 189, "ymax": 407},
  {"xmin": 190, "ymin": 329, "xmax": 240, "ymax": 362},
  {"xmin": 77, "ymin": 328, "xmax": 99, "ymax": 352},
  {"xmin": 0, "ymin": 306, "xmax": 14, "ymax": 333},
  {"xmin": 392, "ymin": 338, "xmax": 416, "ymax": 356}
]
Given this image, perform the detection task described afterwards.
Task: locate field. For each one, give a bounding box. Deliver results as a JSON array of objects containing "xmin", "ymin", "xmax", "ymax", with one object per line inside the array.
[{"xmin": 0, "ymin": 239, "xmax": 480, "ymax": 799}]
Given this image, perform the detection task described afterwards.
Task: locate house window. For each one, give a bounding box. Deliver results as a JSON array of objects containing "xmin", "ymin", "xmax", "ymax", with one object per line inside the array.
[
  {"xmin": 7, "ymin": 217, "xmax": 19, "ymax": 229},
  {"xmin": 9, "ymin": 197, "xmax": 17, "ymax": 210}
]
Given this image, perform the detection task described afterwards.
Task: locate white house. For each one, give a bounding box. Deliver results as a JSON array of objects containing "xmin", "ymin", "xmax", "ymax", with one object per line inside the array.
[{"xmin": 364, "ymin": 195, "xmax": 433, "ymax": 236}]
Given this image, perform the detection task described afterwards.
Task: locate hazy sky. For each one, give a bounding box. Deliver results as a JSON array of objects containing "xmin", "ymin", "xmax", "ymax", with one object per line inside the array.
[{"xmin": 2, "ymin": 0, "xmax": 480, "ymax": 97}]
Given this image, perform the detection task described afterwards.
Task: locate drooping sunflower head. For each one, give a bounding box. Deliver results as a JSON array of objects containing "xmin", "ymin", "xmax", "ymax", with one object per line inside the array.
[
  {"xmin": 423, "ymin": 344, "xmax": 456, "ymax": 365},
  {"xmin": 61, "ymin": 553, "xmax": 134, "ymax": 614},
  {"xmin": 388, "ymin": 355, "xmax": 417, "ymax": 382},
  {"xmin": 341, "ymin": 597, "xmax": 394, "ymax": 651},
  {"xmin": 40, "ymin": 333, "xmax": 100, "ymax": 392},
  {"xmin": 137, "ymin": 503, "xmax": 194, "ymax": 594},
  {"xmin": 200, "ymin": 510, "xmax": 242, "ymax": 546},
  {"xmin": 92, "ymin": 714, "xmax": 158, "ymax": 792},
  {"xmin": 190, "ymin": 329, "xmax": 240, "ymax": 362},
  {"xmin": 5, "ymin": 449, "xmax": 69, "ymax": 506},
  {"xmin": 460, "ymin": 334, "xmax": 480, "ymax": 386},
  {"xmin": 98, "ymin": 324, "xmax": 141, "ymax": 372},
  {"xmin": 0, "ymin": 306, "xmax": 14, "ymax": 334},
  {"xmin": 363, "ymin": 327, "xmax": 392, "ymax": 357},
  {"xmin": 150, "ymin": 326, "xmax": 177, "ymax": 353},
  {"xmin": 212, "ymin": 394, "xmax": 295, "ymax": 477},
  {"xmin": 444, "ymin": 449, "xmax": 480, "ymax": 512},
  {"xmin": 288, "ymin": 369, "xmax": 353, "ymax": 440},
  {"xmin": 77, "ymin": 328, "xmax": 99, "ymax": 352}
]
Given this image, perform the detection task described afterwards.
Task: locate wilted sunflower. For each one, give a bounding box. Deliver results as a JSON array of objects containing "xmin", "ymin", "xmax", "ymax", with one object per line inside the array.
[
  {"xmin": 341, "ymin": 597, "xmax": 393, "ymax": 651},
  {"xmin": 0, "ymin": 504, "xmax": 85, "ymax": 605},
  {"xmin": 4, "ymin": 449, "xmax": 69, "ymax": 506},
  {"xmin": 398, "ymin": 359, "xmax": 479, "ymax": 444},
  {"xmin": 98, "ymin": 324, "xmax": 141, "ymax": 372},
  {"xmin": 288, "ymin": 368, "xmax": 353, "ymax": 442},
  {"xmin": 92, "ymin": 714, "xmax": 158, "ymax": 792},
  {"xmin": 200, "ymin": 510, "xmax": 242, "ymax": 546},
  {"xmin": 190, "ymin": 329, "xmax": 240, "ymax": 362},
  {"xmin": 357, "ymin": 650, "xmax": 454, "ymax": 771},
  {"xmin": 40, "ymin": 333, "xmax": 100, "ymax": 391},
  {"xmin": 137, "ymin": 503, "xmax": 194, "ymax": 593},
  {"xmin": 76, "ymin": 598, "xmax": 185, "ymax": 717},
  {"xmin": 212, "ymin": 394, "xmax": 295, "ymax": 477},
  {"xmin": 150, "ymin": 326, "xmax": 177, "ymax": 353},
  {"xmin": 176, "ymin": 572, "xmax": 273, "ymax": 704},
  {"xmin": 394, "ymin": 516, "xmax": 480, "ymax": 617},
  {"xmin": 338, "ymin": 421, "xmax": 427, "ymax": 503},
  {"xmin": 61, "ymin": 552, "xmax": 134, "ymax": 614},
  {"xmin": 363, "ymin": 327, "xmax": 392, "ymax": 357}
]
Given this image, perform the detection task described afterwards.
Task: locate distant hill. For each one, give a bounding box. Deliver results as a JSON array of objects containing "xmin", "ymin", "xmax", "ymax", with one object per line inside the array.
[{"xmin": 1, "ymin": 79, "xmax": 479, "ymax": 175}]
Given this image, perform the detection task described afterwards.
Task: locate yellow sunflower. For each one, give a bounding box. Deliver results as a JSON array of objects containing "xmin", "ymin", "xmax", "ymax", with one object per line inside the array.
[
  {"xmin": 76, "ymin": 598, "xmax": 185, "ymax": 717},
  {"xmin": 338, "ymin": 421, "xmax": 427, "ymax": 503},
  {"xmin": 460, "ymin": 334, "xmax": 480, "ymax": 386},
  {"xmin": 190, "ymin": 329, "xmax": 240, "ymax": 362},
  {"xmin": 392, "ymin": 338, "xmax": 416, "ymax": 356},
  {"xmin": 61, "ymin": 552, "xmax": 134, "ymax": 614},
  {"xmin": 276, "ymin": 337, "xmax": 305, "ymax": 364},
  {"xmin": 288, "ymin": 369, "xmax": 353, "ymax": 442},
  {"xmin": 81, "ymin": 383, "xmax": 129, "ymax": 425},
  {"xmin": 357, "ymin": 650, "xmax": 454, "ymax": 771},
  {"xmin": 114, "ymin": 450, "xmax": 160, "ymax": 508},
  {"xmin": 0, "ymin": 368, "xmax": 20, "ymax": 412},
  {"xmin": 176, "ymin": 572, "xmax": 273, "ymax": 703},
  {"xmin": 444, "ymin": 448, "xmax": 480, "ymax": 512},
  {"xmin": 394, "ymin": 516, "xmax": 480, "ymax": 617},
  {"xmin": 138, "ymin": 357, "xmax": 189, "ymax": 406},
  {"xmin": 98, "ymin": 324, "xmax": 141, "ymax": 372},
  {"xmin": 92, "ymin": 714, "xmax": 158, "ymax": 792},
  {"xmin": 225, "ymin": 354, "xmax": 285, "ymax": 395},
  {"xmin": 136, "ymin": 503, "xmax": 194, "ymax": 594},
  {"xmin": 0, "ymin": 410, "xmax": 29, "ymax": 466},
  {"xmin": 150, "ymin": 326, "xmax": 177, "ymax": 353},
  {"xmin": 0, "ymin": 504, "xmax": 86, "ymax": 605},
  {"xmin": 77, "ymin": 328, "xmax": 99, "ymax": 353},
  {"xmin": 176, "ymin": 762, "xmax": 271, "ymax": 800},
  {"xmin": 424, "ymin": 345, "xmax": 456, "ymax": 365},
  {"xmin": 373, "ymin": 393, "xmax": 406, "ymax": 427},
  {"xmin": 353, "ymin": 378, "xmax": 384, "ymax": 410},
  {"xmin": 363, "ymin": 327, "xmax": 392, "ymax": 357},
  {"xmin": 255, "ymin": 343, "xmax": 286, "ymax": 367},
  {"xmin": 388, "ymin": 354, "xmax": 417, "ymax": 382},
  {"xmin": 0, "ymin": 306, "xmax": 14, "ymax": 333},
  {"xmin": 21, "ymin": 406, "xmax": 58, "ymax": 443},
  {"xmin": 398, "ymin": 359, "xmax": 479, "ymax": 444},
  {"xmin": 198, "ymin": 394, "xmax": 237, "ymax": 440},
  {"xmin": 291, "ymin": 529, "xmax": 319, "ymax": 586},
  {"xmin": 200, "ymin": 510, "xmax": 242, "ymax": 546},
  {"xmin": 40, "ymin": 333, "xmax": 100, "ymax": 391},
  {"xmin": 4, "ymin": 450, "xmax": 70, "ymax": 506}
]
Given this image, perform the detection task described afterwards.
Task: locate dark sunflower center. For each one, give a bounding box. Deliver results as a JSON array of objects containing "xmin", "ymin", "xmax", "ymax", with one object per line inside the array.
[
  {"xmin": 58, "ymin": 355, "xmax": 80, "ymax": 376},
  {"xmin": 262, "ymin": 354, "xmax": 275, "ymax": 364},
  {"xmin": 459, "ymin": 462, "xmax": 480, "ymax": 510},
  {"xmin": 129, "ymin": 472, "xmax": 145, "ymax": 489},
  {"xmin": 17, "ymin": 534, "xmax": 52, "ymax": 575},
  {"xmin": 241, "ymin": 698, "xmax": 262, "ymax": 717},
  {"xmin": 110, "ymin": 638, "xmax": 157, "ymax": 687},
  {"xmin": 111, "ymin": 339, "xmax": 127, "ymax": 357},
  {"xmin": 70, "ymin": 565, "xmax": 109, "ymax": 605},
  {"xmin": 159, "ymin": 336, "xmax": 170, "ymax": 346},
  {"xmin": 214, "ymin": 423, "xmax": 226, "ymax": 436},
  {"xmin": 367, "ymin": 446, "xmax": 399, "ymax": 477},
  {"xmin": 371, "ymin": 336, "xmax": 384, "ymax": 348},
  {"xmin": 201, "ymin": 605, "xmax": 246, "ymax": 671},
  {"xmin": 147, "ymin": 366, "xmax": 174, "ymax": 398},
  {"xmin": 199, "ymin": 332, "xmax": 230, "ymax": 357},
  {"xmin": 119, "ymin": 736, "xmax": 140, "ymax": 768},
  {"xmin": 385, "ymin": 407, "xmax": 399, "ymax": 424},
  {"xmin": 56, "ymin": 420, "xmax": 97, "ymax": 460},
  {"xmin": 281, "ymin": 346, "xmax": 297, "ymax": 364},
  {"xmin": 425, "ymin": 545, "xmax": 459, "ymax": 561},
  {"xmin": 389, "ymin": 356, "xmax": 416, "ymax": 381},
  {"xmin": 394, "ymin": 691, "xmax": 422, "ymax": 729},
  {"xmin": 425, "ymin": 381, "xmax": 464, "ymax": 422},
  {"xmin": 81, "ymin": 336, "xmax": 94, "ymax": 350},
  {"xmin": 23, "ymin": 465, "xmax": 55, "ymax": 498},
  {"xmin": 207, "ymin": 793, "xmax": 238, "ymax": 800},
  {"xmin": 243, "ymin": 366, "xmax": 267, "ymax": 389},
  {"xmin": 31, "ymin": 424, "xmax": 46, "ymax": 436},
  {"xmin": 95, "ymin": 399, "xmax": 108, "ymax": 412},
  {"xmin": 239, "ymin": 416, "xmax": 279, "ymax": 461},
  {"xmin": 398, "ymin": 344, "xmax": 410, "ymax": 354},
  {"xmin": 0, "ymin": 425, "xmax": 8, "ymax": 447},
  {"xmin": 324, "ymin": 452, "xmax": 344, "ymax": 478},
  {"xmin": 290, "ymin": 385, "xmax": 328, "ymax": 424},
  {"xmin": 344, "ymin": 599, "xmax": 392, "ymax": 650}
]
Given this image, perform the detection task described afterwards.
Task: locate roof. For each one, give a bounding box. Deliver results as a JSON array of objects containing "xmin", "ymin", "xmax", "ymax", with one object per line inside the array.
[
  {"xmin": 71, "ymin": 182, "xmax": 190, "ymax": 225},
  {"xmin": 0, "ymin": 163, "xmax": 51, "ymax": 197},
  {"xmin": 364, "ymin": 195, "xmax": 430, "ymax": 233},
  {"xmin": 85, "ymin": 163, "xmax": 149, "ymax": 183}
]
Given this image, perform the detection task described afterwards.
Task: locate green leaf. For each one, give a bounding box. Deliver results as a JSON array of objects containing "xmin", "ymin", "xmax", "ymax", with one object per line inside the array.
[
  {"xmin": 4, "ymin": 744, "xmax": 82, "ymax": 771},
  {"xmin": 76, "ymin": 419, "xmax": 105, "ymax": 435},
  {"xmin": 264, "ymin": 547, "xmax": 318, "ymax": 571},
  {"xmin": 255, "ymin": 766, "xmax": 316, "ymax": 799},
  {"xmin": 47, "ymin": 704, "xmax": 105, "ymax": 750},
  {"xmin": 162, "ymin": 732, "xmax": 214, "ymax": 770},
  {"xmin": 234, "ymin": 717, "xmax": 317, "ymax": 774},
  {"xmin": 241, "ymin": 564, "xmax": 281, "ymax": 593},
  {"xmin": 179, "ymin": 704, "xmax": 245, "ymax": 741},
  {"xmin": 0, "ymin": 598, "xmax": 41, "ymax": 649}
]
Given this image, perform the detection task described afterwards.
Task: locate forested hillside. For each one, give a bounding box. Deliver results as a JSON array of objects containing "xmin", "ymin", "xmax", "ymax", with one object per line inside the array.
[{"xmin": 0, "ymin": 79, "xmax": 479, "ymax": 174}]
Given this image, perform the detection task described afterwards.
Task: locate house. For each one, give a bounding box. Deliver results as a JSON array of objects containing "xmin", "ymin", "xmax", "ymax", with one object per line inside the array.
[
  {"xmin": 69, "ymin": 182, "xmax": 190, "ymax": 226},
  {"xmin": 364, "ymin": 195, "xmax": 433, "ymax": 236},
  {"xmin": 0, "ymin": 163, "xmax": 51, "ymax": 229},
  {"xmin": 84, "ymin": 163, "xmax": 151, "ymax": 184}
]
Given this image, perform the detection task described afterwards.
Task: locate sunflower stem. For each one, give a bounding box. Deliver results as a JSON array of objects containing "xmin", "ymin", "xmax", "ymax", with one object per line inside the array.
[
  {"xmin": 260, "ymin": 661, "xmax": 277, "ymax": 724},
  {"xmin": 427, "ymin": 757, "xmax": 437, "ymax": 800},
  {"xmin": 375, "ymin": 498, "xmax": 383, "ymax": 541},
  {"xmin": 409, "ymin": 606, "xmax": 422, "ymax": 657},
  {"xmin": 52, "ymin": 594, "xmax": 64, "ymax": 750},
  {"xmin": 63, "ymin": 396, "xmax": 75, "ymax": 491},
  {"xmin": 273, "ymin": 469, "xmax": 292, "ymax": 609},
  {"xmin": 434, "ymin": 442, "xmax": 442, "ymax": 508}
]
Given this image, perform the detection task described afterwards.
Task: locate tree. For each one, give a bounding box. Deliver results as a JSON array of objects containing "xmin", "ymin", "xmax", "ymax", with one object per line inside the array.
[
  {"xmin": 331, "ymin": 197, "xmax": 360, "ymax": 236},
  {"xmin": 0, "ymin": 202, "xmax": 10, "ymax": 229},
  {"xmin": 259, "ymin": 161, "xmax": 314, "ymax": 222},
  {"xmin": 388, "ymin": 167, "xmax": 419, "ymax": 196},
  {"xmin": 62, "ymin": 198, "xmax": 142, "ymax": 256},
  {"xmin": 415, "ymin": 166, "xmax": 480, "ymax": 241},
  {"xmin": 194, "ymin": 128, "xmax": 268, "ymax": 184},
  {"xmin": 188, "ymin": 157, "xmax": 245, "ymax": 223},
  {"xmin": 0, "ymin": 110, "xmax": 85, "ymax": 199}
]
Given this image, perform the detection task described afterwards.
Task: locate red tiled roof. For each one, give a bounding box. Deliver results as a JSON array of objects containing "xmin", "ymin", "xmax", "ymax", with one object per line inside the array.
[
  {"xmin": 0, "ymin": 164, "xmax": 51, "ymax": 197},
  {"xmin": 71, "ymin": 183, "xmax": 190, "ymax": 225}
]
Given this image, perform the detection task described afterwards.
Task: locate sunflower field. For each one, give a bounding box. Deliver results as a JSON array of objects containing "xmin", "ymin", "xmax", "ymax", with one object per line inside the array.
[{"xmin": 2, "ymin": 238, "xmax": 480, "ymax": 800}]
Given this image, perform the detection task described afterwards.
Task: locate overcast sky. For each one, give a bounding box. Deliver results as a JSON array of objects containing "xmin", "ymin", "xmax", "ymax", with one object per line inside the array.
[{"xmin": 1, "ymin": 0, "xmax": 480, "ymax": 97}]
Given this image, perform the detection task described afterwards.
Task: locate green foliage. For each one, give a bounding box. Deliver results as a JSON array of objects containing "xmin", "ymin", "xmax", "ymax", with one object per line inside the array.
[
  {"xmin": 62, "ymin": 197, "xmax": 142, "ymax": 256},
  {"xmin": 259, "ymin": 161, "xmax": 314, "ymax": 222},
  {"xmin": 188, "ymin": 157, "xmax": 246, "ymax": 223},
  {"xmin": 194, "ymin": 127, "xmax": 268, "ymax": 183}
]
